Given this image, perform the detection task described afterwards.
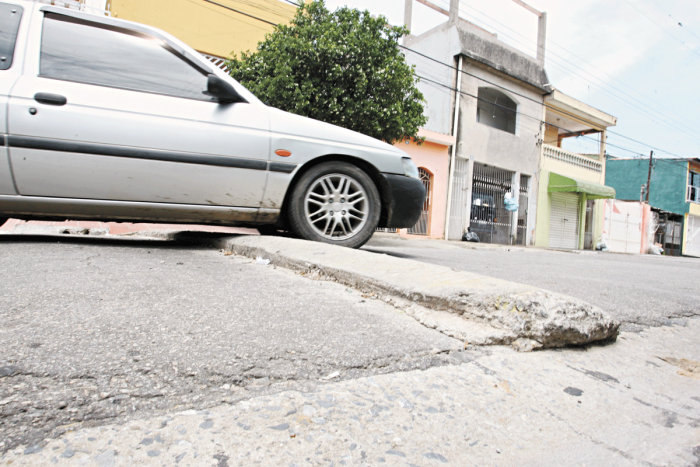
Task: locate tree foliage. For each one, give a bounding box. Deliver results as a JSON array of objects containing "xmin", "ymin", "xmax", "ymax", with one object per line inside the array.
[{"xmin": 226, "ymin": 0, "xmax": 426, "ymax": 144}]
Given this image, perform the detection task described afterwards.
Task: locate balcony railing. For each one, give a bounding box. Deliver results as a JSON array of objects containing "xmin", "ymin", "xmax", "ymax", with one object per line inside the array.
[{"xmin": 543, "ymin": 144, "xmax": 602, "ymax": 172}]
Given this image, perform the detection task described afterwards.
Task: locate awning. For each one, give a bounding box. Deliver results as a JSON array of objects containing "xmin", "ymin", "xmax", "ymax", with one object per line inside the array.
[{"xmin": 548, "ymin": 172, "xmax": 616, "ymax": 199}]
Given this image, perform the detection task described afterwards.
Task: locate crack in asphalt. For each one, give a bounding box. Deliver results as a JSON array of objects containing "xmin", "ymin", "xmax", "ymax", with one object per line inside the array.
[{"xmin": 0, "ymin": 347, "xmax": 479, "ymax": 454}]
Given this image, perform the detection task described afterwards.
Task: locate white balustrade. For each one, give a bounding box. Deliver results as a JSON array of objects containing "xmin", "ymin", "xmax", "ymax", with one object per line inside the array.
[{"xmin": 543, "ymin": 144, "xmax": 602, "ymax": 172}]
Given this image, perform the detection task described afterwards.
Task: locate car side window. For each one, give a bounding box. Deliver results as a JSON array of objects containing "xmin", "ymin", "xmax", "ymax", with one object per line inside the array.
[
  {"xmin": 40, "ymin": 13, "xmax": 213, "ymax": 101},
  {"xmin": 0, "ymin": 2, "xmax": 23, "ymax": 71}
]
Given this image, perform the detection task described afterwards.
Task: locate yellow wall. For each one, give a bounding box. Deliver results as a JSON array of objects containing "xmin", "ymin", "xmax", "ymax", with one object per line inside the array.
[
  {"xmin": 543, "ymin": 124, "xmax": 558, "ymax": 146},
  {"xmin": 534, "ymin": 152, "xmax": 607, "ymax": 248},
  {"xmin": 689, "ymin": 202, "xmax": 700, "ymax": 217},
  {"xmin": 108, "ymin": 0, "xmax": 296, "ymax": 58}
]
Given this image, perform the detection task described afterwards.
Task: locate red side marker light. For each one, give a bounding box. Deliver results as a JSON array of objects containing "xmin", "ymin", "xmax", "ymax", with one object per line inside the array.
[{"xmin": 275, "ymin": 149, "xmax": 292, "ymax": 157}]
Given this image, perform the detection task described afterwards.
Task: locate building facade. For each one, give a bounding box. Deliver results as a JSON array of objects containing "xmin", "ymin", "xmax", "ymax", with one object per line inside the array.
[
  {"xmin": 101, "ymin": 0, "xmax": 295, "ymax": 62},
  {"xmin": 536, "ymin": 90, "xmax": 617, "ymax": 250},
  {"xmin": 391, "ymin": 129, "xmax": 455, "ymax": 239},
  {"xmin": 403, "ymin": 0, "xmax": 550, "ymax": 245},
  {"xmin": 606, "ymin": 157, "xmax": 700, "ymax": 257}
]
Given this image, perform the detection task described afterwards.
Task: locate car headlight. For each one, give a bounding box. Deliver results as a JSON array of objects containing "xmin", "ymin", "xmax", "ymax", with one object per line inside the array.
[{"xmin": 402, "ymin": 157, "xmax": 420, "ymax": 179}]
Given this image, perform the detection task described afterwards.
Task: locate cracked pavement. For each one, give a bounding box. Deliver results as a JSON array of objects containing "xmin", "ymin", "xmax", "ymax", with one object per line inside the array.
[
  {"xmin": 1, "ymin": 234, "xmax": 699, "ymax": 466},
  {"xmin": 363, "ymin": 235, "xmax": 700, "ymax": 331},
  {"xmin": 0, "ymin": 237, "xmax": 470, "ymax": 454}
]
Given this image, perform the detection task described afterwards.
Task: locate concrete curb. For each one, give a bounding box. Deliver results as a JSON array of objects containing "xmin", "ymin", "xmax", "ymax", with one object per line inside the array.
[{"xmin": 212, "ymin": 235, "xmax": 620, "ymax": 349}]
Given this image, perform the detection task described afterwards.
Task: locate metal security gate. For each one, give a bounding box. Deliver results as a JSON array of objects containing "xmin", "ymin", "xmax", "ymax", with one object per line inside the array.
[
  {"xmin": 470, "ymin": 163, "xmax": 513, "ymax": 244},
  {"xmin": 516, "ymin": 174, "xmax": 529, "ymax": 245},
  {"xmin": 687, "ymin": 215, "xmax": 700, "ymax": 257},
  {"xmin": 665, "ymin": 220, "xmax": 682, "ymax": 255},
  {"xmin": 549, "ymin": 192, "xmax": 579, "ymax": 249},
  {"xmin": 584, "ymin": 200, "xmax": 595, "ymax": 250},
  {"xmin": 407, "ymin": 168, "xmax": 431, "ymax": 235},
  {"xmin": 447, "ymin": 157, "xmax": 470, "ymax": 240},
  {"xmin": 653, "ymin": 212, "xmax": 682, "ymax": 256}
]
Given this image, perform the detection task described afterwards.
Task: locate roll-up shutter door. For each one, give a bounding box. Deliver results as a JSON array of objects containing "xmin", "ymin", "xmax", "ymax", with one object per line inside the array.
[
  {"xmin": 549, "ymin": 192, "xmax": 580, "ymax": 249},
  {"xmin": 687, "ymin": 215, "xmax": 700, "ymax": 257}
]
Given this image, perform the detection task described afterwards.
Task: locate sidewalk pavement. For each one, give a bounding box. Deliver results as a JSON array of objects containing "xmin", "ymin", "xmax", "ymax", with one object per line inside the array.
[
  {"xmin": 0, "ymin": 221, "xmax": 620, "ymax": 349},
  {"xmin": 1, "ymin": 222, "xmax": 698, "ymax": 466},
  {"xmin": 213, "ymin": 235, "xmax": 620, "ymax": 349},
  {"xmin": 3, "ymin": 319, "xmax": 699, "ymax": 467},
  {"xmin": 0, "ymin": 219, "xmax": 259, "ymax": 237}
]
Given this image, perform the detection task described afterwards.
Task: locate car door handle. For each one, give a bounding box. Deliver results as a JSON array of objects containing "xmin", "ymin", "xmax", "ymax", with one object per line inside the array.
[{"xmin": 34, "ymin": 93, "xmax": 67, "ymax": 106}]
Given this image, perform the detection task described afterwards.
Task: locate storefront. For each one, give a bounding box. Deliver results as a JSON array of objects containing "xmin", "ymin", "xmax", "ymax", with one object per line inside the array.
[{"xmin": 547, "ymin": 173, "xmax": 616, "ymax": 250}]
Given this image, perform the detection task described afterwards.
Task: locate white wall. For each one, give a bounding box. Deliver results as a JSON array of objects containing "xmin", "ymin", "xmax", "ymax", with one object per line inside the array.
[
  {"xmin": 83, "ymin": 0, "xmax": 108, "ymax": 12},
  {"xmin": 405, "ymin": 21, "xmax": 546, "ymax": 243}
]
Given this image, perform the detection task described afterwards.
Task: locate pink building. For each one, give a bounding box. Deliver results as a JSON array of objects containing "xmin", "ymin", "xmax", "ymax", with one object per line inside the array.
[{"xmin": 392, "ymin": 128, "xmax": 455, "ymax": 239}]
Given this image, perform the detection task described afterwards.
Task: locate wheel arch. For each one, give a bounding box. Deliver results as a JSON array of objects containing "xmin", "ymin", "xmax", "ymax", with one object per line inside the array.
[{"xmin": 277, "ymin": 154, "xmax": 393, "ymax": 229}]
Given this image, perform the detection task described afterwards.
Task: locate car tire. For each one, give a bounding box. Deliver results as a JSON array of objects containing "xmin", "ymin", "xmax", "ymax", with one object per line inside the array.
[{"xmin": 288, "ymin": 162, "xmax": 380, "ymax": 249}]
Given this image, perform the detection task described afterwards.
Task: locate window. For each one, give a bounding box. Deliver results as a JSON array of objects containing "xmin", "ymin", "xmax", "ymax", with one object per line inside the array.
[
  {"xmin": 476, "ymin": 87, "xmax": 517, "ymax": 134},
  {"xmin": 40, "ymin": 13, "xmax": 212, "ymax": 101},
  {"xmin": 0, "ymin": 2, "xmax": 23, "ymax": 70},
  {"xmin": 689, "ymin": 171, "xmax": 700, "ymax": 203}
]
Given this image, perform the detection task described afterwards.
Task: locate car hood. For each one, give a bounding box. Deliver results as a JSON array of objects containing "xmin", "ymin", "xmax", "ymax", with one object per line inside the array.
[{"xmin": 268, "ymin": 108, "xmax": 407, "ymax": 158}]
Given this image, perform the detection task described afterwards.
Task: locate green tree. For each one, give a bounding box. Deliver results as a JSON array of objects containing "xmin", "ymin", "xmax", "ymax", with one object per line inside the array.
[{"xmin": 226, "ymin": 0, "xmax": 426, "ymax": 144}]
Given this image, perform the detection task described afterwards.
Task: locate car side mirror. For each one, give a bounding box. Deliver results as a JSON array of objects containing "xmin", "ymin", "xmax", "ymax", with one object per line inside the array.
[{"xmin": 207, "ymin": 74, "xmax": 247, "ymax": 104}]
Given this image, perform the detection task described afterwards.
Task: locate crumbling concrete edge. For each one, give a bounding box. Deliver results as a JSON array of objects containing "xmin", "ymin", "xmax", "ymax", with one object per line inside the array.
[{"xmin": 214, "ymin": 237, "xmax": 620, "ymax": 350}]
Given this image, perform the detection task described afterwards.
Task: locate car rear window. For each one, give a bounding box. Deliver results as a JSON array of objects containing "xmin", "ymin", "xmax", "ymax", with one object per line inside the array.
[{"xmin": 0, "ymin": 2, "xmax": 23, "ymax": 70}]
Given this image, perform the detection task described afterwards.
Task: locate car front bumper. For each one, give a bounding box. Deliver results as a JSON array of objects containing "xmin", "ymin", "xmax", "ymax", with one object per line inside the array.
[{"xmin": 379, "ymin": 173, "xmax": 425, "ymax": 229}]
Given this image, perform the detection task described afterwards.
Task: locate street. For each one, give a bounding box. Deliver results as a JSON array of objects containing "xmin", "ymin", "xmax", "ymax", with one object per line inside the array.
[
  {"xmin": 364, "ymin": 235, "xmax": 700, "ymax": 331},
  {"xmin": 0, "ymin": 0, "xmax": 698, "ymax": 464},
  {"xmin": 0, "ymin": 236, "xmax": 466, "ymax": 454},
  {"xmin": 0, "ymin": 231, "xmax": 699, "ymax": 466}
]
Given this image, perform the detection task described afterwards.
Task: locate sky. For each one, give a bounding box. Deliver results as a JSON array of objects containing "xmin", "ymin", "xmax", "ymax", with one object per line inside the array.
[{"xmin": 320, "ymin": 0, "xmax": 700, "ymax": 160}]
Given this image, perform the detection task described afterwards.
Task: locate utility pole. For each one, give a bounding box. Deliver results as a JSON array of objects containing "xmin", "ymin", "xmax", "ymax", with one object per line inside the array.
[{"xmin": 645, "ymin": 150, "xmax": 653, "ymax": 202}]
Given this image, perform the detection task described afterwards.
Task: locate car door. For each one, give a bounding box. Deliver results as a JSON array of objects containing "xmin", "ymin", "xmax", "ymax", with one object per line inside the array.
[
  {"xmin": 0, "ymin": 1, "xmax": 24, "ymax": 196},
  {"xmin": 7, "ymin": 9, "xmax": 270, "ymax": 211}
]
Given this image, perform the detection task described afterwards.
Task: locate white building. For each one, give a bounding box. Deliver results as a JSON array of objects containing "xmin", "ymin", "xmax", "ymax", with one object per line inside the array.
[{"xmin": 403, "ymin": 0, "xmax": 550, "ymax": 245}]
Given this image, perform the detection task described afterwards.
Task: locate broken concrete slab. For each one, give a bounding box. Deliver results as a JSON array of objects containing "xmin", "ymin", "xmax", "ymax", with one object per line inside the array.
[
  {"xmin": 5, "ymin": 318, "xmax": 697, "ymax": 467},
  {"xmin": 214, "ymin": 236, "xmax": 619, "ymax": 348}
]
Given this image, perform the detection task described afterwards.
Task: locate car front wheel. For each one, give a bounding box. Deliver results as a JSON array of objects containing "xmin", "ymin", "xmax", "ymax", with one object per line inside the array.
[{"xmin": 288, "ymin": 162, "xmax": 380, "ymax": 249}]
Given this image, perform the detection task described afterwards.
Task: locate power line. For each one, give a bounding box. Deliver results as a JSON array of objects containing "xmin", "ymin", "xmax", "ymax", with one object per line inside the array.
[
  {"xmin": 401, "ymin": 44, "xmax": 695, "ymax": 159},
  {"xmin": 184, "ymin": 0, "xmax": 270, "ymax": 31},
  {"xmin": 621, "ymin": 0, "xmax": 700, "ymax": 61},
  {"xmin": 414, "ymin": 71, "xmax": 692, "ymax": 161},
  {"xmin": 415, "ymin": 73, "xmax": 636, "ymax": 157},
  {"xmin": 432, "ymin": 0, "xmax": 700, "ymax": 144},
  {"xmin": 643, "ymin": 0, "xmax": 700, "ymax": 44},
  {"xmin": 203, "ymin": 0, "xmax": 278, "ymax": 26},
  {"xmin": 405, "ymin": 46, "xmax": 594, "ymax": 136},
  {"xmin": 428, "ymin": 0, "xmax": 700, "ymax": 145},
  {"xmin": 226, "ymin": 0, "xmax": 297, "ymax": 19}
]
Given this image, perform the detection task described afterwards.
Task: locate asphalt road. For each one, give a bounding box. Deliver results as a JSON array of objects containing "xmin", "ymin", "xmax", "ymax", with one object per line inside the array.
[
  {"xmin": 1, "ymin": 234, "xmax": 699, "ymax": 466},
  {"xmin": 0, "ymin": 236, "xmax": 471, "ymax": 454},
  {"xmin": 364, "ymin": 235, "xmax": 700, "ymax": 331}
]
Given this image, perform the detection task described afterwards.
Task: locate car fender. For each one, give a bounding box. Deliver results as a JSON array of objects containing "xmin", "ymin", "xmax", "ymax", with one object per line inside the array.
[{"xmin": 262, "ymin": 108, "xmax": 409, "ymax": 211}]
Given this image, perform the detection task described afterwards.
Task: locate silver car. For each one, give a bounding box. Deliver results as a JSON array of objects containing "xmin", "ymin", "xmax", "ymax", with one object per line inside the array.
[{"xmin": 0, "ymin": 1, "xmax": 424, "ymax": 248}]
